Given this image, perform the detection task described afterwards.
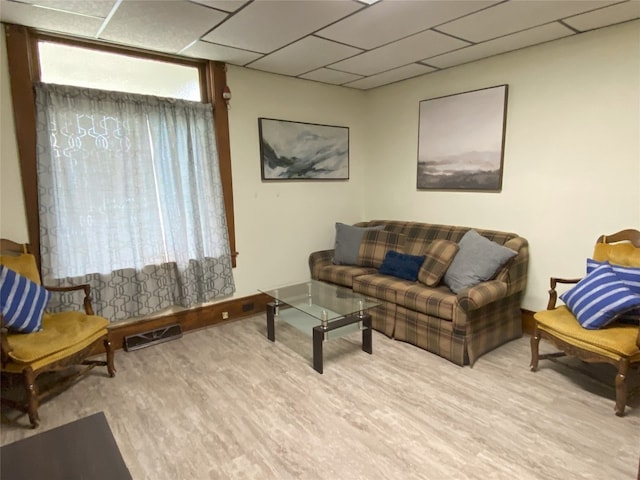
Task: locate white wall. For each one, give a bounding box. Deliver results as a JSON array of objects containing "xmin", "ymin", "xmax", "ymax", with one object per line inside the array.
[
  {"xmin": 0, "ymin": 30, "xmax": 28, "ymax": 242},
  {"xmin": 364, "ymin": 20, "xmax": 640, "ymax": 310},
  {"xmin": 2, "ymin": 21, "xmax": 638, "ymax": 312},
  {"xmin": 225, "ymin": 66, "xmax": 368, "ymax": 297}
]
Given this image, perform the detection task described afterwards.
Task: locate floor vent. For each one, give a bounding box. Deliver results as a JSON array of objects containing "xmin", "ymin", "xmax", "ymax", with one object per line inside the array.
[{"xmin": 124, "ymin": 324, "xmax": 183, "ymax": 352}]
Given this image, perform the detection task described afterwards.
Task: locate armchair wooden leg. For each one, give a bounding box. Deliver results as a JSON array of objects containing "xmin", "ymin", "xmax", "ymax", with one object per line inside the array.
[
  {"xmin": 23, "ymin": 367, "xmax": 39, "ymax": 428},
  {"xmin": 104, "ymin": 338, "xmax": 116, "ymax": 377},
  {"xmin": 614, "ymin": 358, "xmax": 629, "ymax": 417},
  {"xmin": 530, "ymin": 325, "xmax": 540, "ymax": 371}
]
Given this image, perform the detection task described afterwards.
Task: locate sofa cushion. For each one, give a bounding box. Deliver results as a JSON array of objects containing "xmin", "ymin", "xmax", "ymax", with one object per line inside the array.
[
  {"xmin": 357, "ymin": 231, "xmax": 405, "ymax": 268},
  {"xmin": 395, "ymin": 283, "xmax": 457, "ymax": 320},
  {"xmin": 0, "ymin": 266, "xmax": 51, "ymax": 333},
  {"xmin": 333, "ymin": 222, "xmax": 384, "ymax": 266},
  {"xmin": 418, "ymin": 239, "xmax": 459, "ymax": 287},
  {"xmin": 379, "ymin": 251, "xmax": 425, "ymax": 282},
  {"xmin": 560, "ymin": 262, "xmax": 640, "ymax": 330},
  {"xmin": 353, "ymin": 274, "xmax": 404, "ymax": 304},
  {"xmin": 444, "ymin": 229, "xmax": 517, "ymax": 294},
  {"xmin": 535, "ymin": 306, "xmax": 640, "ymax": 360},
  {"xmin": 316, "ymin": 264, "xmax": 377, "ymax": 288},
  {"xmin": 6, "ymin": 311, "xmax": 108, "ymax": 365}
]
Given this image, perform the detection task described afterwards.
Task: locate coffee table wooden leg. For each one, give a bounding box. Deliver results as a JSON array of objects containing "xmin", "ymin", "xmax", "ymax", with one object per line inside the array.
[
  {"xmin": 312, "ymin": 326, "xmax": 324, "ymax": 374},
  {"xmin": 267, "ymin": 303, "xmax": 275, "ymax": 342},
  {"xmin": 362, "ymin": 314, "xmax": 372, "ymax": 354}
]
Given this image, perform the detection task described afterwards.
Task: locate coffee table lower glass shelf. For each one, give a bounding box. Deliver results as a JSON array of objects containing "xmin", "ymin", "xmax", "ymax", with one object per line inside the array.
[{"xmin": 259, "ymin": 280, "xmax": 379, "ymax": 374}]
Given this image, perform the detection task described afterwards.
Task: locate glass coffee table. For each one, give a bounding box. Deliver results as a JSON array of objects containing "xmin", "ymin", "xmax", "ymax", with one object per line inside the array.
[{"xmin": 260, "ymin": 280, "xmax": 379, "ymax": 374}]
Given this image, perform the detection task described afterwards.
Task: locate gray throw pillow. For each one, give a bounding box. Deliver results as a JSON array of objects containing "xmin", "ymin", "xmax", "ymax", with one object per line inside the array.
[
  {"xmin": 443, "ymin": 229, "xmax": 517, "ymax": 294},
  {"xmin": 333, "ymin": 222, "xmax": 384, "ymax": 265}
]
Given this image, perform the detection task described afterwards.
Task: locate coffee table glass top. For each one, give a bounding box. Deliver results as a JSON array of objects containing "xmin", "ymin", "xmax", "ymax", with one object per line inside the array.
[{"xmin": 259, "ymin": 280, "xmax": 379, "ymax": 321}]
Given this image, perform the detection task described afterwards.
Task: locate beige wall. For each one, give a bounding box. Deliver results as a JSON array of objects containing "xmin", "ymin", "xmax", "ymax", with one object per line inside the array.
[
  {"xmin": 363, "ymin": 20, "xmax": 640, "ymax": 310},
  {"xmin": 0, "ymin": 30, "xmax": 28, "ymax": 242},
  {"xmin": 226, "ymin": 67, "xmax": 368, "ymax": 296},
  {"xmin": 2, "ymin": 20, "xmax": 639, "ymax": 311}
]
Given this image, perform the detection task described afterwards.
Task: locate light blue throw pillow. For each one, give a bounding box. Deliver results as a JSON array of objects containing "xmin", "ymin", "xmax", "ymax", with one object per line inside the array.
[
  {"xmin": 560, "ymin": 262, "xmax": 640, "ymax": 329},
  {"xmin": 333, "ymin": 222, "xmax": 384, "ymax": 266},
  {"xmin": 0, "ymin": 265, "xmax": 51, "ymax": 333},
  {"xmin": 443, "ymin": 229, "xmax": 517, "ymax": 294}
]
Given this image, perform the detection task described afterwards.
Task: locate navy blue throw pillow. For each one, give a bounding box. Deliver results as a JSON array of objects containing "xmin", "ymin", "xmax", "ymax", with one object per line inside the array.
[{"xmin": 379, "ymin": 251, "xmax": 426, "ymax": 282}]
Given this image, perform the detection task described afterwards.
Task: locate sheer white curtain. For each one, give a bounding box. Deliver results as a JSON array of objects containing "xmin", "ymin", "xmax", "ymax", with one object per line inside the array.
[{"xmin": 35, "ymin": 83, "xmax": 235, "ymax": 321}]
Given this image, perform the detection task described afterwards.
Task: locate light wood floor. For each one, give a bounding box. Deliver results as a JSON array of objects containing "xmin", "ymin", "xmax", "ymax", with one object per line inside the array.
[{"xmin": 2, "ymin": 315, "xmax": 639, "ymax": 480}]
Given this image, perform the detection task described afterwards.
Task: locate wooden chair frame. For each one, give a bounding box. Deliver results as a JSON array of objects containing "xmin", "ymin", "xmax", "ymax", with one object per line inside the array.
[
  {"xmin": 1, "ymin": 239, "xmax": 115, "ymax": 428},
  {"xmin": 530, "ymin": 229, "xmax": 640, "ymax": 416}
]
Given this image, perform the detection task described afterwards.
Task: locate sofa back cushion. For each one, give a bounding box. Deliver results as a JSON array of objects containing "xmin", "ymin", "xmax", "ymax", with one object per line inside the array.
[
  {"xmin": 357, "ymin": 221, "xmax": 516, "ymax": 256},
  {"xmin": 357, "ymin": 231, "xmax": 405, "ymax": 268},
  {"xmin": 351, "ymin": 221, "xmax": 528, "ymax": 294}
]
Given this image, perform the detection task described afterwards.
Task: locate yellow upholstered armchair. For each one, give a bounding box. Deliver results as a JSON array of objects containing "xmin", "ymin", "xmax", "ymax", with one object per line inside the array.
[
  {"xmin": 530, "ymin": 229, "xmax": 640, "ymax": 416},
  {"xmin": 0, "ymin": 239, "xmax": 115, "ymax": 428}
]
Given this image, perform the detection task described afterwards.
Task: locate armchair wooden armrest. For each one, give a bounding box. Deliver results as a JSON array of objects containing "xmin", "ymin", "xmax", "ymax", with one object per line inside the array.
[
  {"xmin": 45, "ymin": 284, "xmax": 94, "ymax": 315},
  {"xmin": 0, "ymin": 315, "xmax": 12, "ymax": 367},
  {"xmin": 546, "ymin": 277, "xmax": 582, "ymax": 310}
]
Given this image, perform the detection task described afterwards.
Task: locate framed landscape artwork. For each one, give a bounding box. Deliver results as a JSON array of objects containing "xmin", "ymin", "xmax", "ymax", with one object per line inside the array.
[
  {"xmin": 258, "ymin": 118, "xmax": 349, "ymax": 181},
  {"xmin": 417, "ymin": 84, "xmax": 508, "ymax": 191}
]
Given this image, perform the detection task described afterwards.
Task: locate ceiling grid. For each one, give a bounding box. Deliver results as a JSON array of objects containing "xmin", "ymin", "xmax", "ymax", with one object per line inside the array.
[{"xmin": 0, "ymin": 0, "xmax": 637, "ymax": 89}]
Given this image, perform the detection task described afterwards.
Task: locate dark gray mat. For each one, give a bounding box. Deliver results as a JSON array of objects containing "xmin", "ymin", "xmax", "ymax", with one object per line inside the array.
[{"xmin": 1, "ymin": 412, "xmax": 132, "ymax": 480}]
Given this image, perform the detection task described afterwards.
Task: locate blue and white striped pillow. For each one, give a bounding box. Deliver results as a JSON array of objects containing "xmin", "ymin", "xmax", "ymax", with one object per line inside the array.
[
  {"xmin": 560, "ymin": 262, "xmax": 640, "ymax": 329},
  {"xmin": 586, "ymin": 259, "xmax": 640, "ymax": 294},
  {"xmin": 0, "ymin": 265, "xmax": 51, "ymax": 333}
]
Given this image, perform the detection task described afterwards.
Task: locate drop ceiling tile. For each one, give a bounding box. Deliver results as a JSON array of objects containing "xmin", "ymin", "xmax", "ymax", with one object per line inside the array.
[
  {"xmin": 189, "ymin": 0, "xmax": 250, "ymax": 13},
  {"xmin": 299, "ymin": 68, "xmax": 363, "ymax": 85},
  {"xmin": 318, "ymin": 0, "xmax": 498, "ymax": 49},
  {"xmin": 201, "ymin": 0, "xmax": 363, "ymax": 53},
  {"xmin": 344, "ymin": 63, "xmax": 434, "ymax": 90},
  {"xmin": 10, "ymin": 0, "xmax": 116, "ymax": 17},
  {"xmin": 0, "ymin": 1, "xmax": 103, "ymax": 37},
  {"xmin": 564, "ymin": 0, "xmax": 640, "ymax": 31},
  {"xmin": 100, "ymin": 0, "xmax": 228, "ymax": 53},
  {"xmin": 425, "ymin": 22, "xmax": 575, "ymax": 69},
  {"xmin": 438, "ymin": 0, "xmax": 616, "ymax": 42},
  {"xmin": 248, "ymin": 36, "xmax": 361, "ymax": 76},
  {"xmin": 181, "ymin": 41, "xmax": 263, "ymax": 65},
  {"xmin": 331, "ymin": 29, "xmax": 469, "ymax": 76}
]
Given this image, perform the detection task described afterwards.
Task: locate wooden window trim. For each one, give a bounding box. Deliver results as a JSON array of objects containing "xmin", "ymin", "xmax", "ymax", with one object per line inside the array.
[{"xmin": 3, "ymin": 23, "xmax": 237, "ymax": 269}]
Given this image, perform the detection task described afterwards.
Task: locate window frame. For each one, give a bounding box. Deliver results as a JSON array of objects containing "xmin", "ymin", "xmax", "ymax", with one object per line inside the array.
[{"xmin": 3, "ymin": 23, "xmax": 237, "ymax": 269}]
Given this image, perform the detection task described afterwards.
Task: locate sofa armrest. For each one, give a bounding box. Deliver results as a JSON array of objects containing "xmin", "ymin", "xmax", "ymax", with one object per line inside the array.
[
  {"xmin": 456, "ymin": 280, "xmax": 508, "ymax": 312},
  {"xmin": 494, "ymin": 236, "xmax": 529, "ymax": 297},
  {"xmin": 309, "ymin": 249, "xmax": 335, "ymax": 279}
]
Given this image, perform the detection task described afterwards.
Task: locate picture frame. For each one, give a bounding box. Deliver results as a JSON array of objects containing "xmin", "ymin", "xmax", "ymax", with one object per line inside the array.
[
  {"xmin": 258, "ymin": 117, "xmax": 349, "ymax": 181},
  {"xmin": 417, "ymin": 84, "xmax": 508, "ymax": 191}
]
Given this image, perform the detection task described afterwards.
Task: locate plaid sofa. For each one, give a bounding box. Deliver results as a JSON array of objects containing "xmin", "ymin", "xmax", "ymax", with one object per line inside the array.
[{"xmin": 309, "ymin": 221, "xmax": 529, "ymax": 366}]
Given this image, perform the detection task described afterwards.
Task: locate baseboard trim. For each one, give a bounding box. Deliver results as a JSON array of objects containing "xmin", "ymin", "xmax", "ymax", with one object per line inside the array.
[
  {"xmin": 103, "ymin": 296, "xmax": 535, "ymax": 352},
  {"xmin": 106, "ymin": 293, "xmax": 271, "ymax": 352}
]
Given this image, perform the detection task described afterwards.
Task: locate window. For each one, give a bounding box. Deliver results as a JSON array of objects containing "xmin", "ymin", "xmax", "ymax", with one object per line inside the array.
[
  {"xmin": 38, "ymin": 41, "xmax": 201, "ymax": 101},
  {"xmin": 5, "ymin": 26, "xmax": 236, "ymax": 321},
  {"xmin": 4, "ymin": 25, "xmax": 236, "ymax": 283}
]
